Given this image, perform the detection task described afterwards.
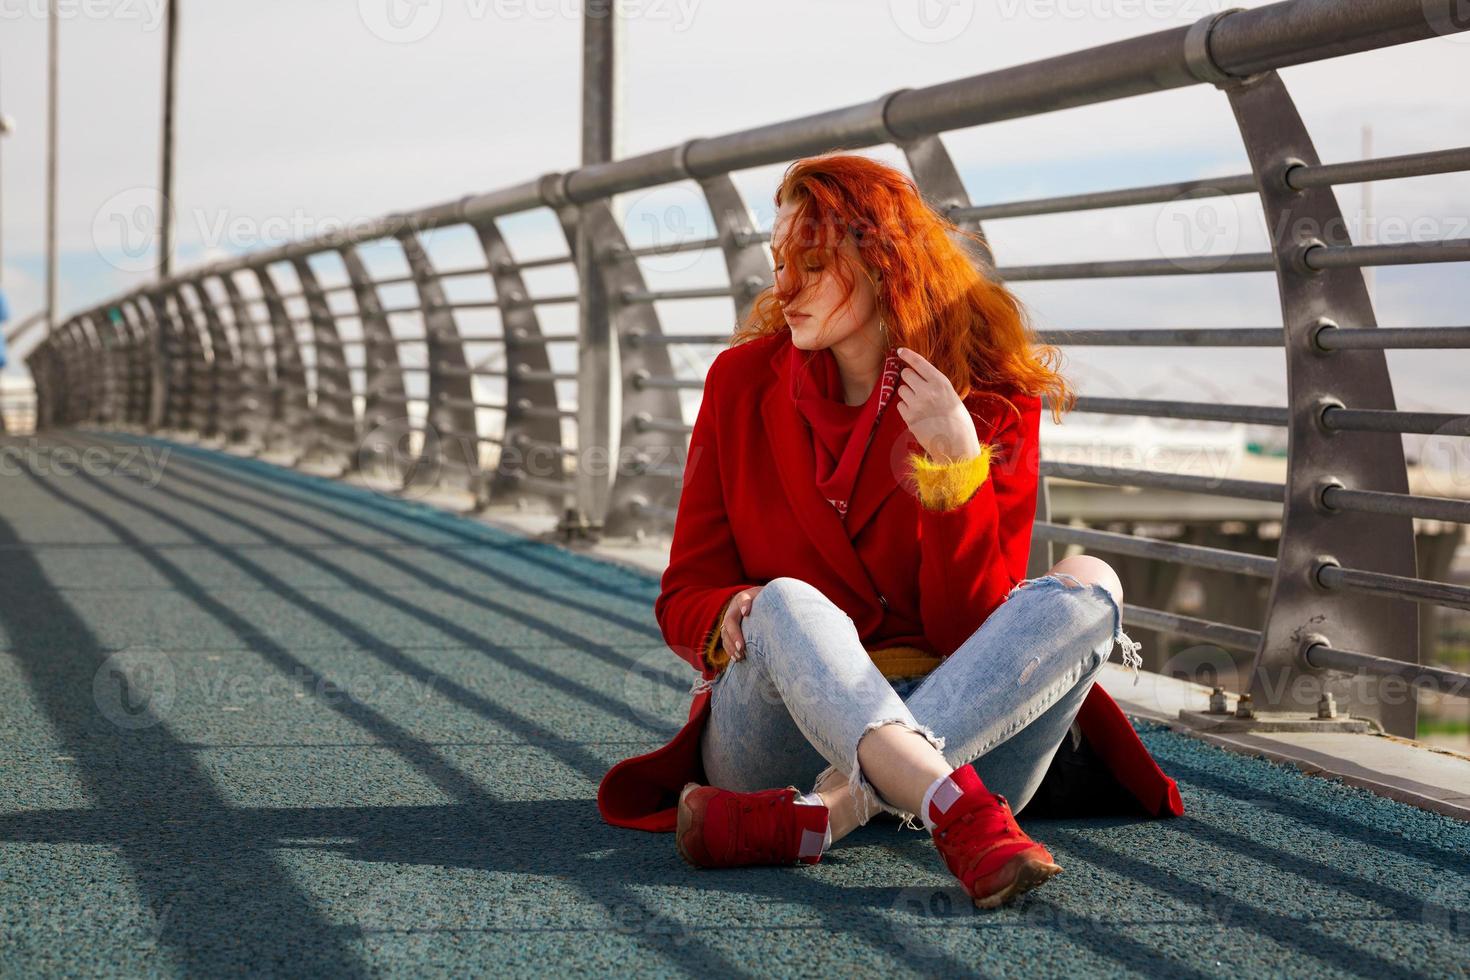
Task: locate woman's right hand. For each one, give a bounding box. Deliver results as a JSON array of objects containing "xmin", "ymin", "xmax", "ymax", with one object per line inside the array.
[{"xmin": 721, "ymin": 585, "xmax": 765, "ymax": 661}]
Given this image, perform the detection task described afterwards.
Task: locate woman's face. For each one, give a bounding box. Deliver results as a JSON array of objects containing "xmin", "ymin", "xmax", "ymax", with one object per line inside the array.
[{"xmin": 771, "ymin": 199, "xmax": 880, "ymax": 352}]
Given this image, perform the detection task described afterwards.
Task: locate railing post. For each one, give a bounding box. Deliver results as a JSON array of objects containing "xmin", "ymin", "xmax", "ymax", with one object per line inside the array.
[
  {"xmin": 88, "ymin": 311, "xmax": 122, "ymax": 426},
  {"xmin": 469, "ymin": 216, "xmax": 564, "ymax": 508},
  {"xmin": 578, "ymin": 198, "xmax": 683, "ymax": 539},
  {"xmin": 397, "ymin": 230, "xmax": 481, "ymax": 500},
  {"xmin": 24, "ymin": 340, "xmax": 56, "ymax": 430},
  {"xmin": 51, "ymin": 324, "xmax": 74, "ymax": 426},
  {"xmin": 142, "ymin": 288, "xmax": 188, "ymax": 434},
  {"xmin": 165, "ymin": 284, "xmax": 214, "ymax": 437},
  {"xmin": 1198, "ymin": 12, "xmax": 1420, "ymax": 735},
  {"xmin": 215, "ymin": 274, "xmax": 272, "ymax": 452},
  {"xmin": 253, "ymin": 265, "xmax": 311, "ymax": 460},
  {"xmin": 62, "ymin": 320, "xmax": 95, "ymax": 424},
  {"xmin": 127, "ymin": 299, "xmax": 154, "ymax": 430},
  {"xmin": 103, "ymin": 307, "xmax": 134, "ymax": 427},
  {"xmin": 183, "ymin": 280, "xmax": 237, "ymax": 443},
  {"xmin": 339, "ymin": 245, "xmax": 410, "ymax": 484},
  {"xmin": 291, "ymin": 256, "xmax": 357, "ymax": 473},
  {"xmin": 62, "ymin": 324, "xmax": 87, "ymax": 425}
]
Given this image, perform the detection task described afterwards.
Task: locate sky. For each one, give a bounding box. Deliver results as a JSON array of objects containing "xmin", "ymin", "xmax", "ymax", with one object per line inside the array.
[{"xmin": 0, "ymin": 0, "xmax": 1466, "ymax": 437}]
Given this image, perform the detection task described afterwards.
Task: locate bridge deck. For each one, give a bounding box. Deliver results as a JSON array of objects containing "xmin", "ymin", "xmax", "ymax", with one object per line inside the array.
[{"xmin": 1, "ymin": 432, "xmax": 1467, "ymax": 977}]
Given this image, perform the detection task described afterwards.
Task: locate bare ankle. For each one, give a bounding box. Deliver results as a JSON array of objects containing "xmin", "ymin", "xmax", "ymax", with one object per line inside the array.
[{"xmin": 815, "ymin": 775, "xmax": 863, "ymax": 843}]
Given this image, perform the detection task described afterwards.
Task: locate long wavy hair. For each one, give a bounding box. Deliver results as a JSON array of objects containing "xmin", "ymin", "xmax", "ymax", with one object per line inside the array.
[{"xmin": 732, "ymin": 153, "xmax": 1075, "ymax": 425}]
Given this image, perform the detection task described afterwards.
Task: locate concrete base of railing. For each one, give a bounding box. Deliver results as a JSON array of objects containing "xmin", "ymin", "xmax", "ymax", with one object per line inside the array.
[
  {"xmin": 1175, "ymin": 709, "xmax": 1373, "ymax": 734},
  {"xmin": 1099, "ymin": 664, "xmax": 1470, "ymax": 823},
  {"xmin": 294, "ymin": 456, "xmax": 350, "ymax": 479},
  {"xmin": 220, "ymin": 442, "xmax": 263, "ymax": 458},
  {"xmin": 257, "ymin": 447, "xmax": 303, "ymax": 468},
  {"xmin": 339, "ymin": 470, "xmax": 482, "ymax": 514}
]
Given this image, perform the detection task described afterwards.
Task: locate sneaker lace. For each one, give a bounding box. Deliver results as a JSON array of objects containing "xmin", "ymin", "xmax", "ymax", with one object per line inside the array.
[{"xmin": 935, "ymin": 793, "xmax": 1036, "ymax": 881}]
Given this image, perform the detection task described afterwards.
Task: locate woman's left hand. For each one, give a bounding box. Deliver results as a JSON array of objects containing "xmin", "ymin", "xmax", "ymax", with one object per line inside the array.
[{"xmin": 893, "ymin": 347, "xmax": 983, "ymax": 462}]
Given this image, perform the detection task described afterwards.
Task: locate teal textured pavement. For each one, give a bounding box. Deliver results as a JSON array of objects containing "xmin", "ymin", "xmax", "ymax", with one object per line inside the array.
[{"xmin": 1, "ymin": 431, "xmax": 1467, "ymax": 977}]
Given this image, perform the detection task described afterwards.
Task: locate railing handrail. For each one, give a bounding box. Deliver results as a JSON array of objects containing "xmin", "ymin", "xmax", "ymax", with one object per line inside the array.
[{"xmin": 52, "ymin": 0, "xmax": 1450, "ymax": 315}]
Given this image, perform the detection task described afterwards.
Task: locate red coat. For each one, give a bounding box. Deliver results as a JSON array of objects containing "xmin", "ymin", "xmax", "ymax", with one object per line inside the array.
[{"xmin": 598, "ymin": 330, "xmax": 1184, "ymax": 831}]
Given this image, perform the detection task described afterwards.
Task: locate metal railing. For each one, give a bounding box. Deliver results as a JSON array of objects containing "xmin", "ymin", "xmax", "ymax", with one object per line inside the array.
[{"xmin": 23, "ymin": 0, "xmax": 1470, "ymax": 737}]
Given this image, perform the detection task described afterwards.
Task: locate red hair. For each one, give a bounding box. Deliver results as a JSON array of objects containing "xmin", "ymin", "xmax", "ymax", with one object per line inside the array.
[{"xmin": 732, "ymin": 152, "xmax": 1075, "ymax": 425}]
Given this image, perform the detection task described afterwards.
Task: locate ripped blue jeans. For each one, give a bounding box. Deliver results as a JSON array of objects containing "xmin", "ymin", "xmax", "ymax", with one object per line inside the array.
[{"xmin": 696, "ymin": 571, "xmax": 1142, "ymax": 830}]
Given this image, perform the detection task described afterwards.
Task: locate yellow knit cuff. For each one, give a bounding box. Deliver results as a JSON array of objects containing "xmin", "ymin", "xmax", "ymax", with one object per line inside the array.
[
  {"xmin": 908, "ymin": 444, "xmax": 994, "ymax": 511},
  {"xmin": 703, "ymin": 596, "xmax": 737, "ymax": 674}
]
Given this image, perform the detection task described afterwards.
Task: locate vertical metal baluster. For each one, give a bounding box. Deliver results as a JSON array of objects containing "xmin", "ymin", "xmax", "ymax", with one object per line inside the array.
[
  {"xmin": 469, "ymin": 216, "xmax": 563, "ymax": 508},
  {"xmin": 397, "ymin": 230, "xmax": 480, "ymax": 501},
  {"xmin": 253, "ymin": 264, "xmax": 310, "ymax": 462},
  {"xmin": 291, "ymin": 255, "xmax": 356, "ymax": 474},
  {"xmin": 217, "ymin": 273, "xmax": 272, "ymax": 453},
  {"xmin": 339, "ymin": 245, "xmax": 410, "ymax": 485},
  {"xmin": 185, "ymin": 279, "xmax": 238, "ymax": 444}
]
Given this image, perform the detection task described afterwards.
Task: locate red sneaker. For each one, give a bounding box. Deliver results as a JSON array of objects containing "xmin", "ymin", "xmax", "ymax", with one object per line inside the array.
[
  {"xmin": 927, "ymin": 765, "xmax": 1063, "ymax": 909},
  {"xmin": 675, "ymin": 782, "xmax": 830, "ymax": 869}
]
